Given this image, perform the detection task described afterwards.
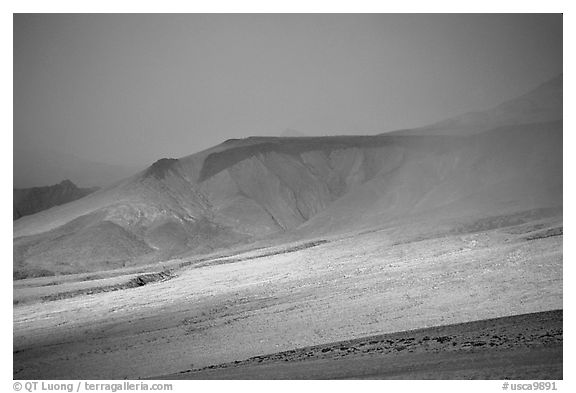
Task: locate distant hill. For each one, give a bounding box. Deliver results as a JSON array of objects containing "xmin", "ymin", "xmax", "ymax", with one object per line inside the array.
[
  {"xmin": 13, "ymin": 75, "xmax": 562, "ymax": 278},
  {"xmin": 13, "ymin": 148, "xmax": 139, "ymax": 189},
  {"xmin": 14, "ymin": 180, "xmax": 98, "ymax": 220},
  {"xmin": 390, "ymin": 74, "xmax": 562, "ymax": 136}
]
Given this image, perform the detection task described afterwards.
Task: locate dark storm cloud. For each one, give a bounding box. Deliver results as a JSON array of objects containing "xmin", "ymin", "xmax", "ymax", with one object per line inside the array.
[{"xmin": 14, "ymin": 14, "xmax": 562, "ymax": 170}]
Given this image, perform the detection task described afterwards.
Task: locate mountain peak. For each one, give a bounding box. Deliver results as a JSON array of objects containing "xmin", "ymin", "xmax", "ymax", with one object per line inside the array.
[
  {"xmin": 58, "ymin": 179, "xmax": 77, "ymax": 189},
  {"xmin": 143, "ymin": 158, "xmax": 179, "ymax": 180}
]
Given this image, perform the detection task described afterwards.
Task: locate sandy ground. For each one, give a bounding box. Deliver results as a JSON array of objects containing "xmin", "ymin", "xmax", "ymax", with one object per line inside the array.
[{"xmin": 13, "ymin": 215, "xmax": 562, "ymax": 379}]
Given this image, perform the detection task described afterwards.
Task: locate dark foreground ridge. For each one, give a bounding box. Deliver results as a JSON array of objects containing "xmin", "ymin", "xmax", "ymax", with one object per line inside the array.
[{"xmin": 159, "ymin": 309, "xmax": 562, "ymax": 380}]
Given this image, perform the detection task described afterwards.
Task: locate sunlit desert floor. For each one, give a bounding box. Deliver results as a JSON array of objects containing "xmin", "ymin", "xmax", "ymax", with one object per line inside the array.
[{"xmin": 13, "ymin": 212, "xmax": 562, "ymax": 379}]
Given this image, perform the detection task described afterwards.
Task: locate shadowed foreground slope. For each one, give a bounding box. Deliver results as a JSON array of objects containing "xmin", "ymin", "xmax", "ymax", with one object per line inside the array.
[{"xmin": 163, "ymin": 310, "xmax": 562, "ymax": 380}]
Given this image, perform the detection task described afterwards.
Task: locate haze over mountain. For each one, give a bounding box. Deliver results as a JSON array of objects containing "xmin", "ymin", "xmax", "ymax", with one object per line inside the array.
[
  {"xmin": 13, "ymin": 75, "xmax": 562, "ymax": 278},
  {"xmin": 14, "ymin": 14, "xmax": 562, "ymax": 174}
]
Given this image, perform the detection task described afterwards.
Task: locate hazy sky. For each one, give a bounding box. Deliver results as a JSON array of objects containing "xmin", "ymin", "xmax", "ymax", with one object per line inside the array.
[{"xmin": 14, "ymin": 14, "xmax": 562, "ymax": 168}]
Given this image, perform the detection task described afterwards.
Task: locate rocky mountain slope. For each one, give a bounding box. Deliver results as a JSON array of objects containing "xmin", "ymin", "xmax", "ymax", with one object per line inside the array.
[
  {"xmin": 13, "ymin": 180, "xmax": 98, "ymax": 220},
  {"xmin": 13, "ymin": 75, "xmax": 562, "ymax": 278}
]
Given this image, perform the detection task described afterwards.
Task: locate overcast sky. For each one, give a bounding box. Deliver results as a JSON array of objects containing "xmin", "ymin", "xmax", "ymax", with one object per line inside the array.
[{"xmin": 14, "ymin": 14, "xmax": 562, "ymax": 169}]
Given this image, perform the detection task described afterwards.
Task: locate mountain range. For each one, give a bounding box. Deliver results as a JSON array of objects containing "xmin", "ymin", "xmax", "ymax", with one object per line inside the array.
[{"xmin": 13, "ymin": 75, "xmax": 562, "ymax": 278}]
